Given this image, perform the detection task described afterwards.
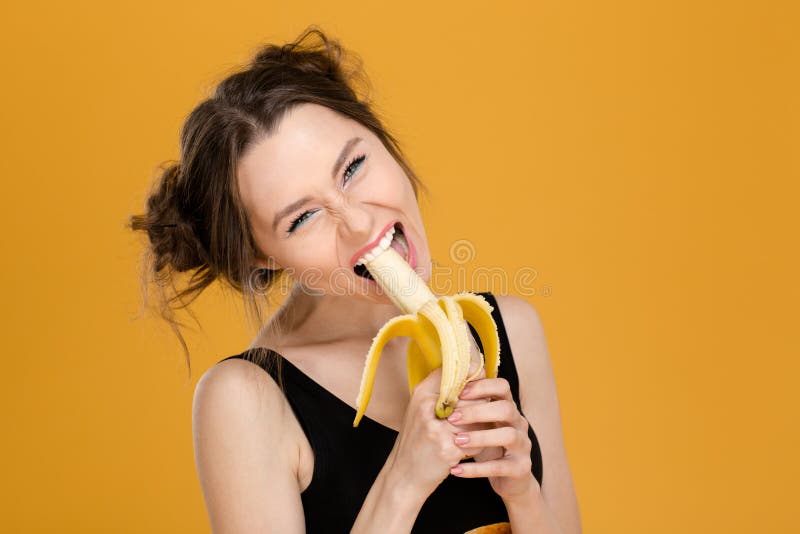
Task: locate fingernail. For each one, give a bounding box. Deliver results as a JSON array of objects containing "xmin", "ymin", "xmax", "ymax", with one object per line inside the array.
[
  {"xmin": 459, "ymin": 385, "xmax": 473, "ymax": 398},
  {"xmin": 454, "ymin": 433, "xmax": 470, "ymax": 445},
  {"xmin": 450, "ymin": 465, "xmax": 464, "ymax": 475},
  {"xmin": 447, "ymin": 410, "xmax": 462, "ymax": 423}
]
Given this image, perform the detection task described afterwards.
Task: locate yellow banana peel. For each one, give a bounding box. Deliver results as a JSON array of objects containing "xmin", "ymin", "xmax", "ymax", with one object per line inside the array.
[{"xmin": 353, "ymin": 245, "xmax": 500, "ymax": 427}]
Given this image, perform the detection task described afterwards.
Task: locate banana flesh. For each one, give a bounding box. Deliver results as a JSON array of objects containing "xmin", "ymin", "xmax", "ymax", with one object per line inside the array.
[{"xmin": 353, "ymin": 245, "xmax": 500, "ymax": 427}]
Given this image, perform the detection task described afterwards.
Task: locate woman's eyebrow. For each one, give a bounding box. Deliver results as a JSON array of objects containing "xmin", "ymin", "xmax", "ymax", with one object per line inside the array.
[
  {"xmin": 272, "ymin": 136, "xmax": 362, "ymax": 232},
  {"xmin": 331, "ymin": 136, "xmax": 362, "ymax": 179},
  {"xmin": 272, "ymin": 195, "xmax": 313, "ymax": 232}
]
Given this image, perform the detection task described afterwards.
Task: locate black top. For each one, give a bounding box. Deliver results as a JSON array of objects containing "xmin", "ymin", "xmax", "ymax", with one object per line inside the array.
[{"xmin": 219, "ymin": 292, "xmax": 544, "ymax": 533}]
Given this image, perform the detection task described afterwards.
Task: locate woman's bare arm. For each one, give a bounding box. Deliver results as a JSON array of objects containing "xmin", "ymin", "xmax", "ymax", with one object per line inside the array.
[{"xmin": 192, "ymin": 359, "xmax": 306, "ymax": 533}]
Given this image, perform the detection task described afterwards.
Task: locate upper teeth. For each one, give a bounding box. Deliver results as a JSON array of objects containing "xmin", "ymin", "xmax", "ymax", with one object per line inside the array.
[{"xmin": 355, "ymin": 225, "xmax": 396, "ymax": 266}]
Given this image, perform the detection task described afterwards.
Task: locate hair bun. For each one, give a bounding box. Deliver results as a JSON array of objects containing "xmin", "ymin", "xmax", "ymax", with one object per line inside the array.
[{"xmin": 133, "ymin": 162, "xmax": 208, "ymax": 274}]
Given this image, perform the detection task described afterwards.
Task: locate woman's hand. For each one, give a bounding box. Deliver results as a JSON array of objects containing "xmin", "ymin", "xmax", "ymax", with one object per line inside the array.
[
  {"xmin": 387, "ymin": 331, "xmax": 496, "ymax": 497},
  {"xmin": 445, "ymin": 376, "xmax": 539, "ymax": 502},
  {"xmin": 390, "ymin": 367, "xmax": 492, "ymax": 498}
]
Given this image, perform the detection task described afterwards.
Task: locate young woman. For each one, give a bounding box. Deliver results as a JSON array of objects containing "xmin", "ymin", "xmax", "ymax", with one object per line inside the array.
[{"xmin": 130, "ymin": 26, "xmax": 581, "ymax": 534}]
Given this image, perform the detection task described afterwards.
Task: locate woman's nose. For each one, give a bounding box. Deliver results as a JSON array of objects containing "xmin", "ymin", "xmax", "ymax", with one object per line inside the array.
[{"xmin": 337, "ymin": 201, "xmax": 374, "ymax": 241}]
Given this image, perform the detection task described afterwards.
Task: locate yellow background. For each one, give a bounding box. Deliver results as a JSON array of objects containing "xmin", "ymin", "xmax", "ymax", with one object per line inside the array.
[{"xmin": 2, "ymin": 1, "xmax": 797, "ymax": 532}]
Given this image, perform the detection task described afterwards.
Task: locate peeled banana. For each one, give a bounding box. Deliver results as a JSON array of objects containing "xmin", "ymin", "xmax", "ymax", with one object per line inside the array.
[{"xmin": 353, "ymin": 245, "xmax": 500, "ymax": 427}]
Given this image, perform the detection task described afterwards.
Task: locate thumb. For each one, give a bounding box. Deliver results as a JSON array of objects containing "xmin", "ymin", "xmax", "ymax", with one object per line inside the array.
[{"xmin": 413, "ymin": 366, "xmax": 443, "ymax": 395}]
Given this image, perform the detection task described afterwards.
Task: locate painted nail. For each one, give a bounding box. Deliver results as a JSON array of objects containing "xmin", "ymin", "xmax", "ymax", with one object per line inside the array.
[
  {"xmin": 447, "ymin": 410, "xmax": 462, "ymax": 423},
  {"xmin": 454, "ymin": 433, "xmax": 470, "ymax": 445}
]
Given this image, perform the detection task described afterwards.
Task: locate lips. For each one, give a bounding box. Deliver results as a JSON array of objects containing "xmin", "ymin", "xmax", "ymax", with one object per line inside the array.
[
  {"xmin": 349, "ymin": 220, "xmax": 397, "ymax": 269},
  {"xmin": 349, "ymin": 221, "xmax": 417, "ymax": 277}
]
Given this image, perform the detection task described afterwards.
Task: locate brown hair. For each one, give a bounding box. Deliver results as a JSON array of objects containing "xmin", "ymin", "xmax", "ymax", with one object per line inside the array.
[{"xmin": 128, "ymin": 25, "xmax": 427, "ymax": 381}]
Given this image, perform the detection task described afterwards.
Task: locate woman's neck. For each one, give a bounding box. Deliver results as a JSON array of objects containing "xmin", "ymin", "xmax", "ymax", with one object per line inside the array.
[{"xmin": 262, "ymin": 283, "xmax": 402, "ymax": 349}]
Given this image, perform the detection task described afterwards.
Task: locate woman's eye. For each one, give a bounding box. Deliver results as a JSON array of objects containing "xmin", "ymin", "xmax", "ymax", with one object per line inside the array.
[
  {"xmin": 286, "ymin": 154, "xmax": 366, "ymax": 236},
  {"xmin": 287, "ymin": 209, "xmax": 318, "ymax": 234},
  {"xmin": 343, "ymin": 153, "xmax": 367, "ymax": 184}
]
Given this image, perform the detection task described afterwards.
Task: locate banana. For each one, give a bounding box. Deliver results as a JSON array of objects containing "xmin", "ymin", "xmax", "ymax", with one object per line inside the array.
[{"xmin": 353, "ymin": 244, "xmax": 501, "ymax": 427}]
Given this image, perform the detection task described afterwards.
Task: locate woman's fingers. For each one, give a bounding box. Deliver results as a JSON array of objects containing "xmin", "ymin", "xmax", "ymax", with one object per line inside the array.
[
  {"xmin": 447, "ymin": 398, "xmax": 524, "ymax": 428},
  {"xmin": 451, "ymin": 455, "xmax": 533, "ymax": 478},
  {"xmin": 459, "ymin": 377, "xmax": 513, "ymax": 402},
  {"xmin": 452, "ymin": 426, "xmax": 530, "ymax": 452},
  {"xmin": 445, "ymin": 376, "xmax": 538, "ymax": 496}
]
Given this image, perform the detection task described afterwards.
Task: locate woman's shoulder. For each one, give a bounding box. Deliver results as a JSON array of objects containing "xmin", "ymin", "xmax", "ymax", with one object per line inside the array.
[
  {"xmin": 473, "ymin": 292, "xmax": 545, "ymax": 343},
  {"xmin": 196, "ymin": 352, "xmax": 292, "ymax": 408},
  {"xmin": 486, "ymin": 293, "xmax": 544, "ymax": 335},
  {"xmin": 193, "ymin": 356, "xmax": 297, "ymax": 449}
]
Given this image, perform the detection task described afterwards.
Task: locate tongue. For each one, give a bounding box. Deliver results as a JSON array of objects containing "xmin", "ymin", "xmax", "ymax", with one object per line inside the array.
[{"xmin": 390, "ymin": 235, "xmax": 407, "ymax": 261}]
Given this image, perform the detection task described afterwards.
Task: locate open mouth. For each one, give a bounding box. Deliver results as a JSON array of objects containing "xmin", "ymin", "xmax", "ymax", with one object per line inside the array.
[
  {"xmin": 353, "ymin": 222, "xmax": 410, "ymax": 281},
  {"xmin": 353, "ymin": 263, "xmax": 373, "ymax": 280}
]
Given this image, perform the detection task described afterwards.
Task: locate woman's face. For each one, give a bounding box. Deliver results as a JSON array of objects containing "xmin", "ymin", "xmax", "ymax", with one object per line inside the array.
[{"xmin": 237, "ymin": 102, "xmax": 431, "ymax": 303}]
